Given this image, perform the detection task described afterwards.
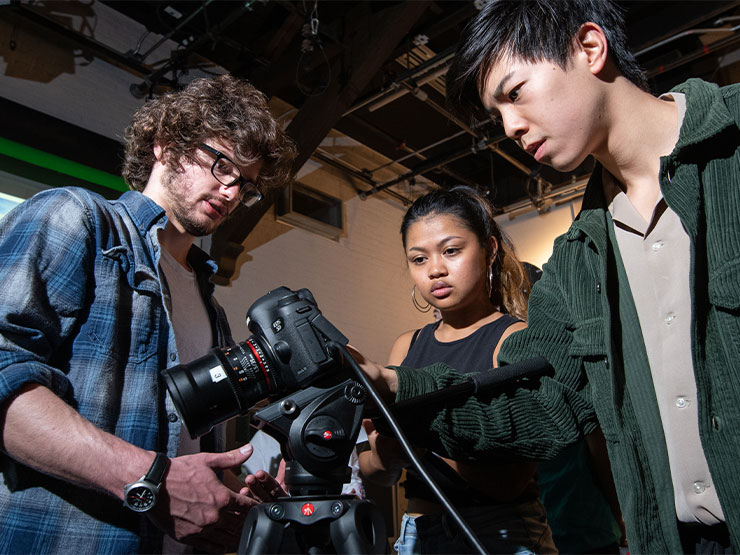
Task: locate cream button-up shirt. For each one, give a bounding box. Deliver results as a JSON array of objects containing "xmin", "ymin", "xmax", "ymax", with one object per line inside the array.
[{"xmin": 603, "ymin": 92, "xmax": 723, "ymax": 525}]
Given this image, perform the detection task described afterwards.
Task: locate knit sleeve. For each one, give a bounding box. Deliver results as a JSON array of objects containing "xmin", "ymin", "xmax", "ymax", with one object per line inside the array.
[{"xmin": 393, "ymin": 251, "xmax": 597, "ymax": 461}]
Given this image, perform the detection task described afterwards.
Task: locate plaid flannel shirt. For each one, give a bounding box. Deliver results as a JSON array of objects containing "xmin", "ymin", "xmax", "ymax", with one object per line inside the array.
[{"xmin": 0, "ymin": 188, "xmax": 232, "ymax": 553}]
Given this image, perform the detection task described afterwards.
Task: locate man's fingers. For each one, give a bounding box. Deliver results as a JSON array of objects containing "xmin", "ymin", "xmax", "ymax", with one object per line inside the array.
[
  {"xmin": 228, "ymin": 488, "xmax": 260, "ymax": 509},
  {"xmin": 205, "ymin": 444, "xmax": 254, "ymax": 470}
]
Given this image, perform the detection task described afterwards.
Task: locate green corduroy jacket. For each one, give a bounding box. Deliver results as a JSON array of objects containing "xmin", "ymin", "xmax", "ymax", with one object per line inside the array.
[{"xmin": 394, "ymin": 78, "xmax": 740, "ymax": 554}]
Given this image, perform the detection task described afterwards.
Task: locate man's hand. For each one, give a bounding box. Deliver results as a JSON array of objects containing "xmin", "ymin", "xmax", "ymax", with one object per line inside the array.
[{"xmin": 150, "ymin": 444, "xmax": 258, "ymax": 553}]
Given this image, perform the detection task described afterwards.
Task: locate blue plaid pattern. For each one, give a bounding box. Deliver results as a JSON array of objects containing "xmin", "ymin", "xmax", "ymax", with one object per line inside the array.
[{"xmin": 0, "ymin": 188, "xmax": 232, "ymax": 553}]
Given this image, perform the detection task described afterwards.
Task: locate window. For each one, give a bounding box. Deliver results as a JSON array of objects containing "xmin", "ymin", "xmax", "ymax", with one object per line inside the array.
[{"xmin": 276, "ymin": 183, "xmax": 345, "ymax": 240}]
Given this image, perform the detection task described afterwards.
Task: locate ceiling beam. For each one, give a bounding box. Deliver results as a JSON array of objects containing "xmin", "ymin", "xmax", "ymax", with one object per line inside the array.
[{"xmin": 211, "ymin": 0, "xmax": 431, "ymax": 285}]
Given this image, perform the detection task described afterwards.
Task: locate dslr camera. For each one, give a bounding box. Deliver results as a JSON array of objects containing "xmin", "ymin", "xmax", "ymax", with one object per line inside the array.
[{"xmin": 162, "ymin": 286, "xmax": 349, "ymax": 439}]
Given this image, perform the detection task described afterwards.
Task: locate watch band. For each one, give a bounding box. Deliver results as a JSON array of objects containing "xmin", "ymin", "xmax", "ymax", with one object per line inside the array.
[{"xmin": 144, "ymin": 452, "xmax": 169, "ymax": 485}]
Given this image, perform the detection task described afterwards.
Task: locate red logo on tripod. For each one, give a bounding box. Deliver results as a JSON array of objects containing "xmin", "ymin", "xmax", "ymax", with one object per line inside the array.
[
  {"xmin": 323, "ymin": 430, "xmax": 332, "ymax": 440},
  {"xmin": 302, "ymin": 503, "xmax": 315, "ymax": 516}
]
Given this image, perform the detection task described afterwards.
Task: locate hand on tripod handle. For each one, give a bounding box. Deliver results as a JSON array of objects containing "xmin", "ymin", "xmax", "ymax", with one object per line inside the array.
[
  {"xmin": 359, "ymin": 419, "xmax": 425, "ymax": 487},
  {"xmin": 241, "ymin": 460, "xmax": 288, "ymax": 501},
  {"xmin": 344, "ymin": 344, "xmax": 398, "ymax": 399}
]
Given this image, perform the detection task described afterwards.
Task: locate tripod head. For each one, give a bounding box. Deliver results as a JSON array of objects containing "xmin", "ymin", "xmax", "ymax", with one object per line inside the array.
[{"xmin": 251, "ymin": 378, "xmax": 366, "ymax": 495}]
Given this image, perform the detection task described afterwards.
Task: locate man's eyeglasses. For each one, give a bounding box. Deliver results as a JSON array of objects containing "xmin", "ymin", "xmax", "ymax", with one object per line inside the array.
[{"xmin": 198, "ymin": 144, "xmax": 263, "ymax": 208}]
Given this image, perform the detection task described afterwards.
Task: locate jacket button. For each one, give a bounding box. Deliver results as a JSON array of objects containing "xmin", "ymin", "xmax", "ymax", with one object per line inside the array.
[
  {"xmin": 596, "ymin": 282, "xmax": 601, "ymax": 293},
  {"xmin": 170, "ymin": 353, "xmax": 176, "ymax": 361},
  {"xmin": 168, "ymin": 412, "xmax": 179, "ymax": 422},
  {"xmin": 712, "ymin": 415, "xmax": 721, "ymax": 431}
]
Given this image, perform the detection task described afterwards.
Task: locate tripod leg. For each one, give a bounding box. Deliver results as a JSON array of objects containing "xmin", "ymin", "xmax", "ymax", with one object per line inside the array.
[
  {"xmin": 330, "ymin": 500, "xmax": 388, "ymax": 554},
  {"xmin": 238, "ymin": 504, "xmax": 285, "ymax": 555}
]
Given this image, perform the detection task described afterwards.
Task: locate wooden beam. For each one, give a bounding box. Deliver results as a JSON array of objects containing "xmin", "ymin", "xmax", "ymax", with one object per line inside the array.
[{"xmin": 211, "ymin": 0, "xmax": 430, "ymax": 285}]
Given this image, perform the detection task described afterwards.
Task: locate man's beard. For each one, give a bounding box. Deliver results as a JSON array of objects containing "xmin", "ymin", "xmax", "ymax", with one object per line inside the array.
[{"xmin": 162, "ymin": 168, "xmax": 220, "ymax": 237}]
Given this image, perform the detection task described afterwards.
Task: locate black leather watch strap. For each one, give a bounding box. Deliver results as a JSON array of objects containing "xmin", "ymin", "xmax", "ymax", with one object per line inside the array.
[{"xmin": 145, "ymin": 452, "xmax": 169, "ymax": 486}]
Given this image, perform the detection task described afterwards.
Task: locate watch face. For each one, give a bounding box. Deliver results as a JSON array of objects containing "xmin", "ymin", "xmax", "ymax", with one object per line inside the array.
[{"xmin": 125, "ymin": 485, "xmax": 155, "ymax": 512}]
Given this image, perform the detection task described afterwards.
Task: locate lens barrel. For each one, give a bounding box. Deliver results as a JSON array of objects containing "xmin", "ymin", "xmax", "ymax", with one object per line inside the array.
[{"xmin": 161, "ymin": 336, "xmax": 276, "ymax": 438}]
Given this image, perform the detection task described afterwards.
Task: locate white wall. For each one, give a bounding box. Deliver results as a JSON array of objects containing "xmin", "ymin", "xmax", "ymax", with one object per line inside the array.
[
  {"xmin": 497, "ymin": 199, "xmax": 582, "ymax": 270},
  {"xmin": 215, "ymin": 194, "xmax": 434, "ymax": 364}
]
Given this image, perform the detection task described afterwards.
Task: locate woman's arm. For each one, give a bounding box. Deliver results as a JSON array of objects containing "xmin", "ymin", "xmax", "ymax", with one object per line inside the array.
[
  {"xmin": 492, "ymin": 320, "xmax": 527, "ymax": 367},
  {"xmin": 357, "ymin": 331, "xmax": 417, "ymax": 485}
]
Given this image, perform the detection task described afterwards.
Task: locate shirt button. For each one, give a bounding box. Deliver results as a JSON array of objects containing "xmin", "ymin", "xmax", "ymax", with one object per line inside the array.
[
  {"xmin": 168, "ymin": 413, "xmax": 179, "ymax": 422},
  {"xmin": 169, "ymin": 353, "xmax": 176, "ymax": 361},
  {"xmin": 693, "ymin": 481, "xmax": 706, "ymax": 494},
  {"xmin": 664, "ymin": 312, "xmax": 676, "ymax": 326},
  {"xmin": 652, "ymin": 241, "xmax": 664, "ymax": 251},
  {"xmin": 675, "ymin": 396, "xmax": 688, "ymax": 408},
  {"xmin": 596, "ymin": 282, "xmax": 601, "ymax": 293}
]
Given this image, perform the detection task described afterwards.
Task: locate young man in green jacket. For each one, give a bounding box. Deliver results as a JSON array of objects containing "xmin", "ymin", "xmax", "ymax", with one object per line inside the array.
[{"xmin": 357, "ymin": 1, "xmax": 740, "ymax": 552}]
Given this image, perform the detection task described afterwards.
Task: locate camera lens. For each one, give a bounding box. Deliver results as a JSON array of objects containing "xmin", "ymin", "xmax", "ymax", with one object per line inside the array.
[{"xmin": 161, "ymin": 336, "xmax": 279, "ymax": 438}]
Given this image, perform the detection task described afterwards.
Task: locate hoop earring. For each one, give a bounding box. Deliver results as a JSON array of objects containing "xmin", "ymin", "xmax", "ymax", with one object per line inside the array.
[
  {"xmin": 411, "ymin": 285, "xmax": 432, "ymax": 313},
  {"xmin": 487, "ymin": 267, "xmax": 494, "ymax": 299}
]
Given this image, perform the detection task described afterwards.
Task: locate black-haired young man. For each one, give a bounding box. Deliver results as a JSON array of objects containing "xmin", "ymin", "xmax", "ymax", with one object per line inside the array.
[{"xmin": 359, "ymin": 1, "xmax": 740, "ymax": 552}]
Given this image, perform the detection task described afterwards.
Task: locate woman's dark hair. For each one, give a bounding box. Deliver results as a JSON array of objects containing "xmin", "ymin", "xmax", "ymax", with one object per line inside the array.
[
  {"xmin": 122, "ymin": 74, "xmax": 296, "ymax": 191},
  {"xmin": 401, "ymin": 186, "xmax": 531, "ymax": 320},
  {"xmin": 446, "ymin": 0, "xmax": 648, "ymax": 123}
]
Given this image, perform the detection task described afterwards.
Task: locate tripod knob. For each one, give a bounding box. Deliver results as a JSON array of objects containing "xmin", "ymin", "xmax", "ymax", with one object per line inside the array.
[{"xmin": 304, "ymin": 416, "xmax": 345, "ymax": 458}]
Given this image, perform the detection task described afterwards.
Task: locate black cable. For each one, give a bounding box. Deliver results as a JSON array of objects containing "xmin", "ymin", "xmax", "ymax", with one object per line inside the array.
[{"xmin": 330, "ymin": 342, "xmax": 488, "ymax": 555}]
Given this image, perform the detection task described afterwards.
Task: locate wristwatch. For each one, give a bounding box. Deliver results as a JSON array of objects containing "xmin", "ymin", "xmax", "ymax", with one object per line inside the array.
[{"xmin": 123, "ymin": 452, "xmax": 169, "ymax": 513}]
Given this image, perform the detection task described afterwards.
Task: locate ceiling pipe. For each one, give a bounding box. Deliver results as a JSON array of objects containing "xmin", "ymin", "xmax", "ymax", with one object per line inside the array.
[
  {"xmin": 413, "ymin": 93, "xmax": 550, "ymax": 187},
  {"xmin": 503, "ymin": 176, "xmax": 589, "ymax": 219},
  {"xmin": 487, "ymin": 144, "xmax": 536, "ymax": 176},
  {"xmin": 367, "ymin": 129, "xmax": 467, "ymax": 174},
  {"xmin": 130, "ymin": 0, "xmax": 258, "ymax": 97},
  {"xmin": 131, "ymin": 0, "xmax": 215, "ymax": 62},
  {"xmin": 367, "ymin": 63, "xmax": 450, "ymax": 112},
  {"xmin": 342, "ymin": 113, "xmax": 479, "ymax": 188},
  {"xmin": 635, "ymin": 24, "xmax": 740, "ymax": 57},
  {"xmin": 311, "ymin": 148, "xmax": 413, "ymax": 205},
  {"xmin": 343, "ymin": 47, "xmax": 455, "ymax": 116},
  {"xmin": 359, "ymin": 135, "xmax": 505, "ymax": 199},
  {"xmin": 646, "ymin": 33, "xmax": 740, "ymax": 78}
]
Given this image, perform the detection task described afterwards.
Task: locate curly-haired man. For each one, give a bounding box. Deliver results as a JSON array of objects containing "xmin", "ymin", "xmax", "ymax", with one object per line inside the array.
[{"xmin": 0, "ymin": 74, "xmax": 296, "ymax": 553}]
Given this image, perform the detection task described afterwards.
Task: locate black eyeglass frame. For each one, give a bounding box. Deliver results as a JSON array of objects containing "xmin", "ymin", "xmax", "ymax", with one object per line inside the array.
[{"xmin": 198, "ymin": 143, "xmax": 263, "ymax": 208}]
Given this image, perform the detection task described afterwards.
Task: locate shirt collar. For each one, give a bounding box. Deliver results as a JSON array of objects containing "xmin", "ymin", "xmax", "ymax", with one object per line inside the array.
[
  {"xmin": 187, "ymin": 244, "xmax": 218, "ymax": 278},
  {"xmin": 116, "ymin": 190, "xmax": 167, "ymax": 235},
  {"xmin": 669, "ymin": 78, "xmax": 735, "ymax": 152}
]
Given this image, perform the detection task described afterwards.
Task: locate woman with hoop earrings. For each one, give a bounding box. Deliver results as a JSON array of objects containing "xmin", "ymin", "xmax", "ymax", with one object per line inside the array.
[{"xmin": 358, "ymin": 186, "xmax": 556, "ymax": 554}]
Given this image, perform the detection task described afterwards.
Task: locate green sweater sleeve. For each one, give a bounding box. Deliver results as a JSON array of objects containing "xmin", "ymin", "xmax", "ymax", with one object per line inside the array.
[{"xmin": 392, "ymin": 248, "xmax": 598, "ymax": 461}]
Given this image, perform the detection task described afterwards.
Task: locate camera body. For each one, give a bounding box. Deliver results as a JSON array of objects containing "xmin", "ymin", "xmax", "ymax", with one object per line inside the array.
[
  {"xmin": 246, "ymin": 287, "xmax": 348, "ymax": 393},
  {"xmin": 162, "ymin": 287, "xmax": 348, "ymax": 438}
]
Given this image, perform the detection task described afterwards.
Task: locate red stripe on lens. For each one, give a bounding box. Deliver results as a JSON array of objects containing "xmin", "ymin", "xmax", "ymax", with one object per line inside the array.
[{"xmin": 246, "ymin": 341, "xmax": 274, "ymax": 392}]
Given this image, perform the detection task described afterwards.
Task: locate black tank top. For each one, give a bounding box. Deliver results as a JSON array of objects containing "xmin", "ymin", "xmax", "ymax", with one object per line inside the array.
[
  {"xmin": 401, "ymin": 314, "xmax": 521, "ymax": 503},
  {"xmin": 402, "ymin": 314, "xmax": 519, "ymax": 373}
]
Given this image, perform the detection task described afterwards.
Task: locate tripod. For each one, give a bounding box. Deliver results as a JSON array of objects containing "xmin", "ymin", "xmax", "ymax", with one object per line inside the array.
[{"xmin": 237, "ymin": 379, "xmax": 387, "ymax": 554}]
